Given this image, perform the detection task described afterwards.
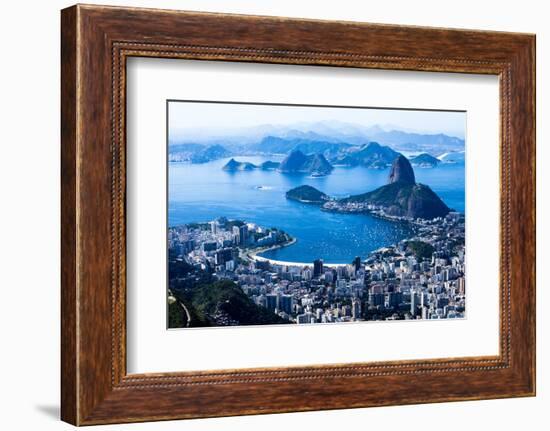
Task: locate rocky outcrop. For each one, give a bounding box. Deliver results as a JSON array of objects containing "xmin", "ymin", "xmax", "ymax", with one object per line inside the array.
[
  {"xmin": 222, "ymin": 158, "xmax": 257, "ymax": 171},
  {"xmin": 331, "ymin": 156, "xmax": 450, "ymax": 219},
  {"xmin": 278, "ymin": 150, "xmax": 333, "ymax": 175},
  {"xmin": 388, "ymin": 155, "xmax": 416, "ymax": 184}
]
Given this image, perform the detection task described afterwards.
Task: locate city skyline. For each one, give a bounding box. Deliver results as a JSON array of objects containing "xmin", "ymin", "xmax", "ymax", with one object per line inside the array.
[{"xmin": 168, "ymin": 209, "xmax": 465, "ymax": 328}]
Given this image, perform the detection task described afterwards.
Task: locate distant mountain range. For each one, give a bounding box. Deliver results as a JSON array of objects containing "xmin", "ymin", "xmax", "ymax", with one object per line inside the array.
[
  {"xmin": 168, "ymin": 126, "xmax": 465, "ymax": 169},
  {"xmin": 169, "ymin": 143, "xmax": 232, "ymax": 163},
  {"xmin": 169, "ymin": 139, "xmax": 404, "ymax": 169},
  {"xmin": 365, "ymin": 129, "xmax": 464, "ymax": 154},
  {"xmin": 168, "ymin": 143, "xmax": 207, "ymax": 162},
  {"xmin": 250, "ymin": 136, "xmax": 351, "ymax": 157},
  {"xmin": 169, "ymin": 120, "xmax": 464, "ymax": 156},
  {"xmin": 334, "ymin": 142, "xmax": 400, "ymax": 169}
]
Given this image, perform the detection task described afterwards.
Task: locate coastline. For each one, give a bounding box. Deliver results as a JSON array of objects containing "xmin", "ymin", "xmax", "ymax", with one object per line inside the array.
[
  {"xmin": 247, "ymin": 238, "xmax": 349, "ymax": 268},
  {"xmin": 287, "ymin": 198, "xmax": 328, "ymax": 205},
  {"xmin": 321, "ymin": 205, "xmax": 437, "ymax": 228}
]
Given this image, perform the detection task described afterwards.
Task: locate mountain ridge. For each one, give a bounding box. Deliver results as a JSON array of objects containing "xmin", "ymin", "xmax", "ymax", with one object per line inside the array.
[
  {"xmin": 169, "ymin": 121, "xmax": 464, "ymax": 155},
  {"xmin": 278, "ymin": 150, "xmax": 333, "ymax": 176},
  {"xmin": 335, "ymin": 156, "xmax": 450, "ymax": 219},
  {"xmin": 170, "ymin": 120, "xmax": 464, "ymax": 152}
]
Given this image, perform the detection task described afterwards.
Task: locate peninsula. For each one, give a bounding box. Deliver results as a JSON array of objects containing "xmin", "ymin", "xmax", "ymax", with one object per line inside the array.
[{"xmin": 291, "ymin": 155, "xmax": 451, "ymax": 220}]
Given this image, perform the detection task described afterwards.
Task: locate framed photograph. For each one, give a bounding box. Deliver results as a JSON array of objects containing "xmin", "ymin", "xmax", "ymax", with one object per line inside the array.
[{"xmin": 61, "ymin": 4, "xmax": 536, "ymax": 425}]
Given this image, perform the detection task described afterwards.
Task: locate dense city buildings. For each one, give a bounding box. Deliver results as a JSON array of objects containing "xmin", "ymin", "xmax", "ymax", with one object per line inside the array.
[{"xmin": 168, "ymin": 211, "xmax": 466, "ymax": 326}]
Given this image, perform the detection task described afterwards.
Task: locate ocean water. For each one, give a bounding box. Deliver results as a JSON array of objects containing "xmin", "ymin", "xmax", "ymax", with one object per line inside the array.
[{"xmin": 168, "ymin": 156, "xmax": 465, "ymax": 264}]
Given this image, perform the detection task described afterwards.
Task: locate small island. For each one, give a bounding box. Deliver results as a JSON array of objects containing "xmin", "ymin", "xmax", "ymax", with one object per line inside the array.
[
  {"xmin": 286, "ymin": 185, "xmax": 330, "ymax": 204},
  {"xmin": 222, "ymin": 158, "xmax": 257, "ymax": 171},
  {"xmin": 409, "ymin": 153, "xmax": 440, "ymax": 168},
  {"xmin": 260, "ymin": 160, "xmax": 281, "ymax": 170},
  {"xmin": 278, "ymin": 150, "xmax": 333, "ymax": 176}
]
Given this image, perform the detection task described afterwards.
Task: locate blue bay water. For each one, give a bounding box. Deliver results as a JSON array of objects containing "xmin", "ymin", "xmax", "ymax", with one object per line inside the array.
[{"xmin": 169, "ymin": 157, "xmax": 465, "ymax": 264}]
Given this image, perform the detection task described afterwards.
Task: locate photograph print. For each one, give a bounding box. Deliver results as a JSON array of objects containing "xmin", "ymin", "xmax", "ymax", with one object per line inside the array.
[{"xmin": 167, "ymin": 101, "xmax": 466, "ymax": 329}]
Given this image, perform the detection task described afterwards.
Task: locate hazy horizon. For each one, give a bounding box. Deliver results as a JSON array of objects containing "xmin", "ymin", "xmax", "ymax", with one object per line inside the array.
[{"xmin": 168, "ymin": 100, "xmax": 466, "ymax": 144}]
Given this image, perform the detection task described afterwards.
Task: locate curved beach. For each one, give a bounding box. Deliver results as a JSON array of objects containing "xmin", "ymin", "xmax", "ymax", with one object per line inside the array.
[{"xmin": 247, "ymin": 239, "xmax": 349, "ymax": 268}]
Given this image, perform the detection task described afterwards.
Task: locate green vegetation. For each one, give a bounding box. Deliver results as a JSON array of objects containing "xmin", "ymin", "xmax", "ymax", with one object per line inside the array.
[
  {"xmin": 406, "ymin": 240, "xmax": 435, "ymax": 260},
  {"xmin": 286, "ymin": 185, "xmax": 329, "ymax": 204},
  {"xmin": 341, "ymin": 181, "xmax": 407, "ymax": 204},
  {"xmin": 380, "ymin": 248, "xmax": 399, "ymax": 258},
  {"xmin": 225, "ymin": 219, "xmax": 246, "ymax": 229},
  {"xmin": 169, "ymin": 275, "xmax": 290, "ymax": 328},
  {"xmin": 339, "ymin": 182, "xmax": 450, "ymax": 219},
  {"xmin": 168, "ymin": 298, "xmax": 187, "ymax": 328},
  {"xmin": 168, "ymin": 259, "xmax": 194, "ymax": 279},
  {"xmin": 191, "ymin": 280, "xmax": 289, "ymax": 325},
  {"xmin": 365, "ymin": 307, "xmax": 405, "ymax": 321}
]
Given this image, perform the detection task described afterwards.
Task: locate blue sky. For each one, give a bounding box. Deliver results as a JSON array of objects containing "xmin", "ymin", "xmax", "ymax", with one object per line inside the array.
[{"xmin": 168, "ymin": 101, "xmax": 466, "ymax": 142}]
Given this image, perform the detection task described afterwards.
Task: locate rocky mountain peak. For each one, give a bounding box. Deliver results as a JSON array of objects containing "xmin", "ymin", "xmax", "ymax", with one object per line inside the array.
[
  {"xmin": 388, "ymin": 155, "xmax": 416, "ymax": 185},
  {"xmin": 279, "ymin": 150, "xmax": 333, "ymax": 175}
]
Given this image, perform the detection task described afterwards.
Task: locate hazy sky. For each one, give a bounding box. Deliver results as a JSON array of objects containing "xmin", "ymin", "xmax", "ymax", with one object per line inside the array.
[{"xmin": 168, "ymin": 101, "xmax": 466, "ymax": 141}]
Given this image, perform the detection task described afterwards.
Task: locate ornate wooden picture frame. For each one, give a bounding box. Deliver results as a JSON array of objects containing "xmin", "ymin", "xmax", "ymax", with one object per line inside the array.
[{"xmin": 61, "ymin": 4, "xmax": 535, "ymax": 425}]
